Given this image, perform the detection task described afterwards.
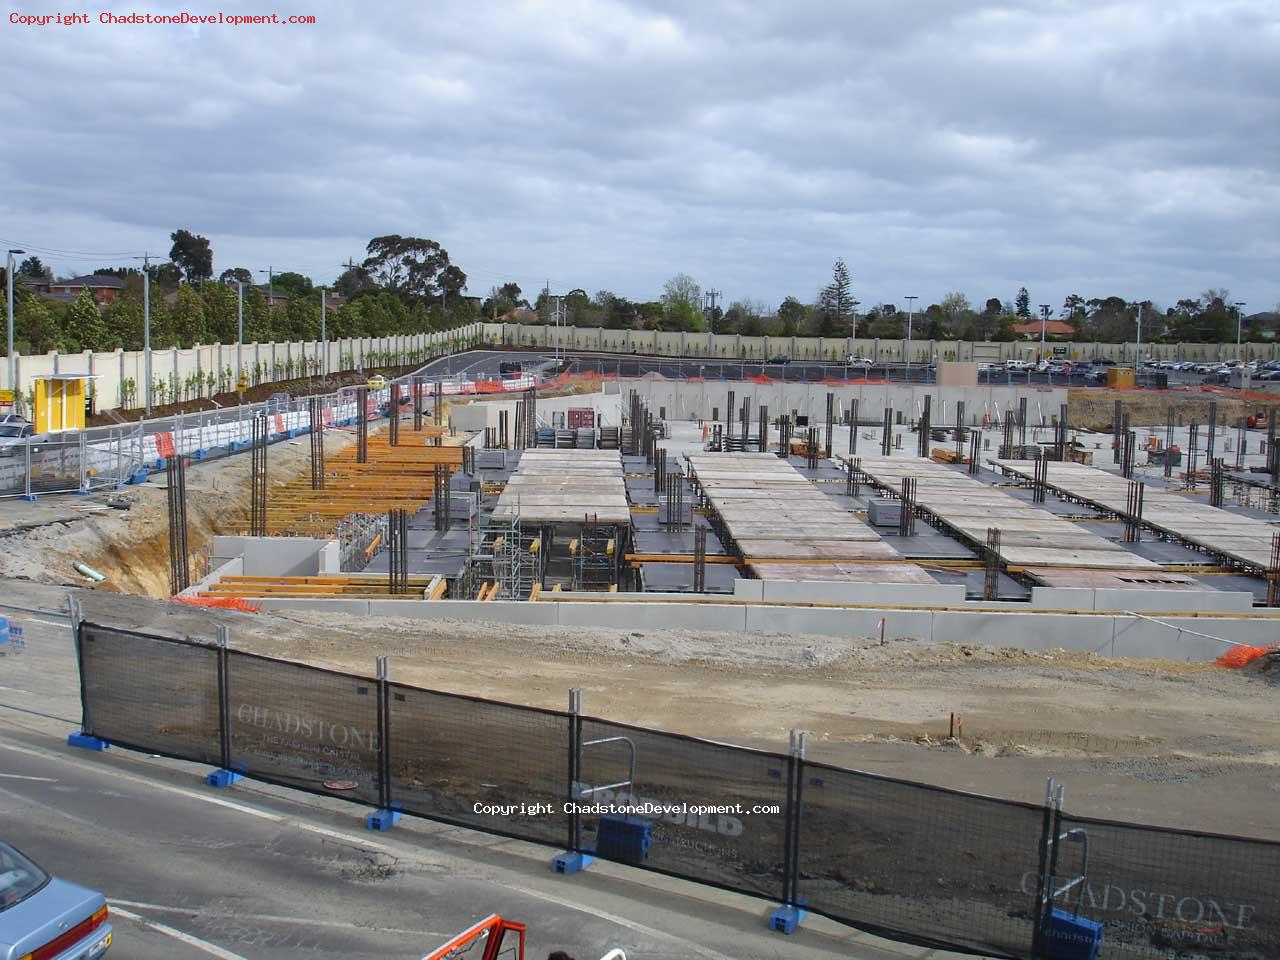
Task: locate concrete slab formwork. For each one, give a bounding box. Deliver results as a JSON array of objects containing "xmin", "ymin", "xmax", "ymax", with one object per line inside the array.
[
  {"xmin": 686, "ymin": 451, "xmax": 938, "ymax": 584},
  {"xmin": 994, "ymin": 459, "xmax": 1279, "ymax": 574}
]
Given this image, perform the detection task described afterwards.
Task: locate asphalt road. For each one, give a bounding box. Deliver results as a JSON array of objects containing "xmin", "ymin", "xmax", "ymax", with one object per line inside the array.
[{"xmin": 0, "ymin": 592, "xmax": 945, "ymax": 960}]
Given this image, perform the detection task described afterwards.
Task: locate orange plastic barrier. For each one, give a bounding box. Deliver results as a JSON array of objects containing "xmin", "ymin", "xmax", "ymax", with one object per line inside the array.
[
  {"xmin": 173, "ymin": 596, "xmax": 262, "ymax": 613},
  {"xmin": 1216, "ymin": 645, "xmax": 1275, "ymax": 669},
  {"xmin": 155, "ymin": 432, "xmax": 176, "ymax": 458}
]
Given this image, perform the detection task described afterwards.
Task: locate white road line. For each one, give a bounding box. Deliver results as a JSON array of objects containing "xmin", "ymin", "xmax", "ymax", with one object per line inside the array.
[
  {"xmin": 110, "ymin": 899, "xmax": 445, "ymax": 938},
  {"xmin": 111, "ymin": 906, "xmax": 250, "ymax": 960},
  {"xmin": 0, "ymin": 773, "xmax": 56, "ymax": 782},
  {"xmin": 1, "ymin": 739, "xmax": 746, "ymax": 960},
  {"xmin": 512, "ymin": 887, "xmax": 738, "ymax": 960},
  {"xmin": 0, "ymin": 742, "xmax": 283, "ymax": 823}
]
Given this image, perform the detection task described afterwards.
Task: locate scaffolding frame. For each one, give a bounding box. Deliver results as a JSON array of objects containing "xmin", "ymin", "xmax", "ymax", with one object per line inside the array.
[
  {"xmin": 572, "ymin": 513, "xmax": 619, "ymax": 591},
  {"xmin": 469, "ymin": 510, "xmax": 541, "ymax": 600}
]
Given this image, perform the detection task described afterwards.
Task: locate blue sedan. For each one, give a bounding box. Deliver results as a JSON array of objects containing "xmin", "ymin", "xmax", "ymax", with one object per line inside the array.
[{"xmin": 0, "ymin": 840, "xmax": 111, "ymax": 960}]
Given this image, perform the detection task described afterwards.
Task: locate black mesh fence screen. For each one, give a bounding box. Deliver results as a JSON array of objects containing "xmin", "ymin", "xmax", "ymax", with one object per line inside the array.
[
  {"xmin": 577, "ymin": 718, "xmax": 788, "ymax": 901},
  {"xmin": 795, "ymin": 762, "xmax": 1044, "ymax": 959},
  {"xmin": 1051, "ymin": 814, "xmax": 1280, "ymax": 960},
  {"xmin": 387, "ymin": 686, "xmax": 570, "ymax": 846},
  {"xmin": 76, "ymin": 623, "xmax": 1280, "ymax": 960},
  {"xmin": 224, "ymin": 651, "xmax": 381, "ymax": 805},
  {"xmin": 79, "ymin": 623, "xmax": 220, "ymax": 765}
]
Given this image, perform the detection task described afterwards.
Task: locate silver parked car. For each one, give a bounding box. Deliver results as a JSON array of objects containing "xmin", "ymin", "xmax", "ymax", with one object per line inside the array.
[
  {"xmin": 0, "ymin": 840, "xmax": 111, "ymax": 960},
  {"xmin": 0, "ymin": 423, "xmax": 34, "ymax": 457}
]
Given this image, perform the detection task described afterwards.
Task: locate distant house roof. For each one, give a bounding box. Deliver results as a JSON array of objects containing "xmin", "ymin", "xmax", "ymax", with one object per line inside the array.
[
  {"xmin": 50, "ymin": 274, "xmax": 125, "ymax": 289},
  {"xmin": 1012, "ymin": 319, "xmax": 1075, "ymax": 337}
]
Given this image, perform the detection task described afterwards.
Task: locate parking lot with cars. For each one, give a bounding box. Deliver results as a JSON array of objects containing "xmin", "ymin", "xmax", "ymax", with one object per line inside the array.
[{"xmin": 558, "ymin": 350, "xmax": 1272, "ymax": 388}]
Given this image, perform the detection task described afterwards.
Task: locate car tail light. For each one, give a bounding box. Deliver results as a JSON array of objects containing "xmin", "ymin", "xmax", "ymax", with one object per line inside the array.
[{"xmin": 19, "ymin": 905, "xmax": 108, "ymax": 960}]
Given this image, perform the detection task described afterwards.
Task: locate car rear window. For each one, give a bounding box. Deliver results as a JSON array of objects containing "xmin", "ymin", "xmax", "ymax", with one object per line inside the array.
[
  {"xmin": 0, "ymin": 842, "xmax": 50, "ymax": 911},
  {"xmin": 0, "ymin": 425, "xmax": 25, "ymax": 438}
]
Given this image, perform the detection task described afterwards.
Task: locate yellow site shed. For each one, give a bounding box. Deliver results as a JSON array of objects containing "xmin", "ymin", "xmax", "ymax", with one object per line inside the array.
[{"xmin": 33, "ymin": 374, "xmax": 96, "ymax": 433}]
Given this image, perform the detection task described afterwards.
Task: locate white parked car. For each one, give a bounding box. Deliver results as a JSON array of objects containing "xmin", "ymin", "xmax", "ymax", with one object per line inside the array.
[
  {"xmin": 844, "ymin": 355, "xmax": 874, "ymax": 367},
  {"xmin": 1005, "ymin": 359, "xmax": 1032, "ymax": 371},
  {"xmin": 0, "ymin": 422, "xmax": 36, "ymax": 457}
]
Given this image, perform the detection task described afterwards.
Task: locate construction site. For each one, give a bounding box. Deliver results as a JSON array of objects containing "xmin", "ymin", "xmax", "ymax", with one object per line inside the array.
[{"xmin": 4, "ymin": 349, "xmax": 1280, "ymax": 959}]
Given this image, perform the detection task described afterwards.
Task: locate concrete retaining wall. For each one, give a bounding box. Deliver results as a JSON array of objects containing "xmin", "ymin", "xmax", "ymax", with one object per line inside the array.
[
  {"xmin": 210, "ymin": 535, "xmax": 333, "ymax": 577},
  {"xmin": 1, "ymin": 325, "xmax": 484, "ymax": 412},
  {"xmin": 626, "ymin": 377, "xmax": 1066, "ymax": 427},
  {"xmin": 479, "ymin": 322, "xmax": 1280, "ymax": 365},
  {"xmin": 1029, "ymin": 586, "xmax": 1257, "ymax": 613}
]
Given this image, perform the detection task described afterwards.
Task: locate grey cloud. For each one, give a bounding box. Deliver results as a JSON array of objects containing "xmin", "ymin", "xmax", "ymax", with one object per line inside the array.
[{"xmin": 0, "ymin": 0, "xmax": 1276, "ymax": 310}]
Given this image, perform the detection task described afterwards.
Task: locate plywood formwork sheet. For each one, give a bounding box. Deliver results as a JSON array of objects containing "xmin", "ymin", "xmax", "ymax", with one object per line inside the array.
[
  {"xmin": 994, "ymin": 459, "xmax": 1279, "ymax": 572},
  {"xmin": 687, "ymin": 452, "xmax": 938, "ymax": 584},
  {"xmin": 846, "ymin": 455, "xmax": 1163, "ymax": 576},
  {"xmin": 493, "ymin": 449, "xmax": 630, "ymax": 525}
]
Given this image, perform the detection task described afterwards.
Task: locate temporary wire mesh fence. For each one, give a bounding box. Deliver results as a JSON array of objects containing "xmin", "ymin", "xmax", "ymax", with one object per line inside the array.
[{"xmin": 75, "ymin": 621, "xmax": 1279, "ymax": 960}]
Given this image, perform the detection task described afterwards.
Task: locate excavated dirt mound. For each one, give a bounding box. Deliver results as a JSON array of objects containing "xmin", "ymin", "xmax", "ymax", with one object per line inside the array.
[
  {"xmin": 1068, "ymin": 388, "xmax": 1280, "ymax": 431},
  {"xmin": 0, "ymin": 429, "xmax": 356, "ymax": 596}
]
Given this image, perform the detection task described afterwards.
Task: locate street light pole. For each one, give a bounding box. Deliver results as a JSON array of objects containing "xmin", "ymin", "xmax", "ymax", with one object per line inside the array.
[
  {"xmin": 143, "ymin": 261, "xmax": 152, "ymax": 415},
  {"xmin": 1233, "ymin": 300, "xmax": 1244, "ymax": 363},
  {"xmin": 258, "ymin": 267, "xmax": 274, "ymax": 314},
  {"xmin": 904, "ymin": 296, "xmax": 918, "ymax": 377},
  {"xmin": 5, "ymin": 248, "xmax": 22, "ymax": 412},
  {"xmin": 1135, "ymin": 301, "xmax": 1143, "ymax": 370},
  {"xmin": 235, "ymin": 281, "xmax": 244, "ymax": 386},
  {"xmin": 320, "ymin": 287, "xmax": 327, "ymax": 375},
  {"xmin": 1039, "ymin": 304, "xmax": 1051, "ymax": 365}
]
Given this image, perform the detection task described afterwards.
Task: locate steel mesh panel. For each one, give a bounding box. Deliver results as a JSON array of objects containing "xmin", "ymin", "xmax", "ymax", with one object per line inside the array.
[
  {"xmin": 387, "ymin": 686, "xmax": 569, "ymax": 845},
  {"xmin": 796, "ymin": 762, "xmax": 1043, "ymax": 958},
  {"xmin": 577, "ymin": 718, "xmax": 788, "ymax": 900},
  {"xmin": 1053, "ymin": 814, "xmax": 1280, "ymax": 960},
  {"xmin": 225, "ymin": 652, "xmax": 381, "ymax": 804},
  {"xmin": 79, "ymin": 623, "xmax": 220, "ymax": 764}
]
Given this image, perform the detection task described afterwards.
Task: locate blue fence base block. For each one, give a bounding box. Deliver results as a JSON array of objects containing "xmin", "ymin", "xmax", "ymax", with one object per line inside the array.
[
  {"xmin": 75, "ymin": 488, "xmax": 92, "ymax": 496},
  {"xmin": 67, "ymin": 732, "xmax": 109, "ymax": 751},
  {"xmin": 551, "ymin": 851, "xmax": 595, "ymax": 874},
  {"xmin": 126, "ymin": 469, "xmax": 150, "ymax": 485},
  {"xmin": 193, "ymin": 448, "xmax": 208, "ymax": 459},
  {"xmin": 20, "ymin": 493, "xmax": 38, "ymax": 502},
  {"xmin": 154, "ymin": 456, "xmax": 167, "ymax": 470},
  {"xmin": 365, "ymin": 808, "xmax": 402, "ymax": 831},
  {"xmin": 204, "ymin": 769, "xmax": 244, "ymax": 788},
  {"xmin": 769, "ymin": 904, "xmax": 807, "ymax": 935}
]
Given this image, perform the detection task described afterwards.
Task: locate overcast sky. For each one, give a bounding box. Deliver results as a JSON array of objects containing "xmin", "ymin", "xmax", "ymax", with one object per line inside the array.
[{"xmin": 2, "ymin": 1, "xmax": 1277, "ymax": 314}]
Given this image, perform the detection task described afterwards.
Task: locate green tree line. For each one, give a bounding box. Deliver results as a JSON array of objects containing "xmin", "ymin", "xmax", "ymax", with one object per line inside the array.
[{"xmin": 0, "ymin": 231, "xmax": 480, "ymax": 356}]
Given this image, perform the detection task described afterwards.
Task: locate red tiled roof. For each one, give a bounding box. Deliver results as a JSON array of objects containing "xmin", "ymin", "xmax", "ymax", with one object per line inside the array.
[{"xmin": 1013, "ymin": 319, "xmax": 1075, "ymax": 336}]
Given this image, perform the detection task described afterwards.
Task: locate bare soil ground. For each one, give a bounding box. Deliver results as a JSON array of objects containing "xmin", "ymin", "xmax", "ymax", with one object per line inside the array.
[
  {"xmin": 0, "ymin": 429, "xmax": 357, "ymax": 596},
  {"xmin": 1067, "ymin": 387, "xmax": 1280, "ymax": 431}
]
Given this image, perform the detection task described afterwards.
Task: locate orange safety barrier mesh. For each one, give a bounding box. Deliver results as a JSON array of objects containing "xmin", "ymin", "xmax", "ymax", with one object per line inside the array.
[
  {"xmin": 1215, "ymin": 645, "xmax": 1276, "ymax": 669},
  {"xmin": 155, "ymin": 432, "xmax": 176, "ymax": 458},
  {"xmin": 173, "ymin": 595, "xmax": 263, "ymax": 613}
]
